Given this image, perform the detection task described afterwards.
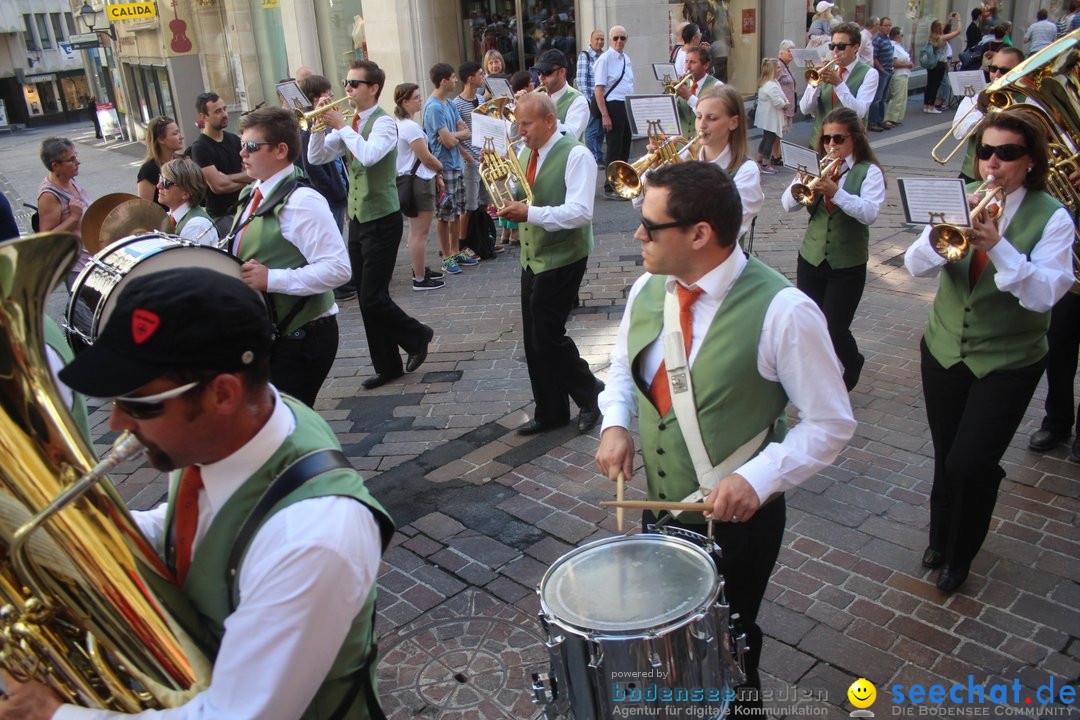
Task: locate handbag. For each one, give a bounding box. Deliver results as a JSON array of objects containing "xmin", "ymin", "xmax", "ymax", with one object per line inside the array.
[
  {"xmin": 589, "ymin": 56, "xmax": 626, "ymax": 118},
  {"xmin": 396, "ymin": 159, "xmax": 421, "ymax": 217},
  {"xmin": 918, "ymin": 42, "xmax": 936, "ymax": 70}
]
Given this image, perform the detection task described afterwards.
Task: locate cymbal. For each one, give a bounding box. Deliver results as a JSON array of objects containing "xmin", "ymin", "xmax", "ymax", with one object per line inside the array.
[
  {"xmin": 98, "ymin": 199, "xmax": 171, "ymax": 252},
  {"xmin": 81, "ymin": 193, "xmax": 137, "ymax": 254}
]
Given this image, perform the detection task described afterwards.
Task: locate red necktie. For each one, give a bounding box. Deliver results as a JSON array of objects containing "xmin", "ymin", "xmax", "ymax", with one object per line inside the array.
[
  {"xmin": 969, "ymin": 205, "xmax": 1000, "ymax": 288},
  {"xmin": 168, "ymin": 213, "xmax": 177, "ymax": 230},
  {"xmin": 825, "ymin": 163, "xmax": 842, "ymax": 214},
  {"xmin": 649, "ymin": 285, "xmax": 704, "ymax": 417},
  {"xmin": 352, "ymin": 113, "xmax": 360, "ymax": 132},
  {"xmin": 173, "ymin": 465, "xmax": 204, "ymax": 586},
  {"xmin": 830, "ymin": 66, "xmax": 846, "ymax": 107},
  {"xmin": 690, "ymin": 80, "xmax": 698, "ymax": 96},
  {"xmin": 235, "ymin": 187, "xmax": 263, "ymax": 256},
  {"xmin": 526, "ymin": 150, "xmax": 538, "ymax": 185}
]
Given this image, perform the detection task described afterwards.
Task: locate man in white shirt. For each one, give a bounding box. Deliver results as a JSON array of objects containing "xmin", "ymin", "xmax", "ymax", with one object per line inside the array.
[
  {"xmin": 1024, "ymin": 8, "xmax": 1058, "ymax": 52},
  {"xmin": 799, "ymin": 23, "xmax": 878, "ymax": 148},
  {"xmin": 4, "ymin": 267, "xmax": 393, "ymax": 720},
  {"xmin": 596, "ymin": 161, "xmax": 855, "ymax": 714},
  {"xmin": 536, "ymin": 48, "xmax": 589, "ymax": 140},
  {"xmin": 593, "ymin": 25, "xmax": 635, "ymax": 200},
  {"xmin": 858, "ymin": 16, "xmax": 876, "ymax": 64}
]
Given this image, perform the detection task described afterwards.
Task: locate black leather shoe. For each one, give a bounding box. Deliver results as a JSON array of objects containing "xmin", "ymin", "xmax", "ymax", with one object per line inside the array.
[
  {"xmin": 361, "ymin": 372, "xmax": 402, "ymax": 390},
  {"xmin": 517, "ymin": 418, "xmax": 568, "ymax": 436},
  {"xmin": 406, "ymin": 326, "xmax": 435, "ymax": 373},
  {"xmin": 936, "ymin": 565, "xmax": 970, "ymax": 593},
  {"xmin": 577, "ymin": 407, "xmax": 601, "ymax": 433},
  {"xmin": 1029, "ymin": 428, "xmax": 1067, "ymax": 452},
  {"xmin": 922, "ymin": 547, "xmax": 945, "ymax": 569}
]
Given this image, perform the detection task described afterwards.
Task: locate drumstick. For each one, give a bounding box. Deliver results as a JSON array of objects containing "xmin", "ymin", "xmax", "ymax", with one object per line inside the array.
[
  {"xmin": 601, "ymin": 500, "xmax": 713, "ymax": 513},
  {"xmin": 616, "ymin": 471, "xmax": 625, "ymax": 532}
]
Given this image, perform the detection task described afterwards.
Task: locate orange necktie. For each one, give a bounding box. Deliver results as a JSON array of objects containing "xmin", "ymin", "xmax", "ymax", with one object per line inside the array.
[
  {"xmin": 830, "ymin": 66, "xmax": 846, "ymax": 107},
  {"xmin": 649, "ymin": 285, "xmax": 704, "ymax": 417},
  {"xmin": 173, "ymin": 465, "xmax": 204, "ymax": 586},
  {"xmin": 235, "ymin": 187, "xmax": 263, "ymax": 256},
  {"xmin": 969, "ymin": 205, "xmax": 1000, "ymax": 288},
  {"xmin": 690, "ymin": 80, "xmax": 698, "ymax": 96},
  {"xmin": 526, "ymin": 150, "xmax": 538, "ymax": 185},
  {"xmin": 825, "ymin": 163, "xmax": 842, "ymax": 214}
]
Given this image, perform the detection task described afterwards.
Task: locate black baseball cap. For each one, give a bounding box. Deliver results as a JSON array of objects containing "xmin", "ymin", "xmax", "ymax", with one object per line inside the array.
[
  {"xmin": 535, "ymin": 49, "xmax": 568, "ymax": 75},
  {"xmin": 59, "ymin": 267, "xmax": 273, "ymax": 398}
]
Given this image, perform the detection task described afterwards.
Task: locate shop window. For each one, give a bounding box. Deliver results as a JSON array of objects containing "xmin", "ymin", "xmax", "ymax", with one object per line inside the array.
[{"xmin": 313, "ymin": 0, "xmax": 366, "ymax": 86}]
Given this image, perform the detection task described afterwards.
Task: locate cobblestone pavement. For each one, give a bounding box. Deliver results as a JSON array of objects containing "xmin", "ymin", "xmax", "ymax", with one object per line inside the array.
[{"xmin": 1, "ymin": 111, "xmax": 1077, "ymax": 720}]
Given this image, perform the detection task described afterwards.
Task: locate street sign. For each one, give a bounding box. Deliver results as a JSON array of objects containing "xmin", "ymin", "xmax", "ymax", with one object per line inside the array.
[
  {"xmin": 106, "ymin": 2, "xmax": 157, "ymax": 21},
  {"xmin": 68, "ymin": 32, "xmax": 101, "ymax": 49}
]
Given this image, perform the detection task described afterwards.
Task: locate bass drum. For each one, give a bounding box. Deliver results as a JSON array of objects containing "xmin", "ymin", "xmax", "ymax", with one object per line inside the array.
[
  {"xmin": 66, "ymin": 232, "xmax": 255, "ymax": 352},
  {"xmin": 533, "ymin": 529, "xmax": 745, "ymax": 720}
]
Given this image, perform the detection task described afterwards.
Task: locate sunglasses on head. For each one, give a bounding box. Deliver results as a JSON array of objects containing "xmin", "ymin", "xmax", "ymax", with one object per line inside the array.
[
  {"xmin": 344, "ymin": 78, "xmax": 374, "ymax": 89},
  {"xmin": 828, "ymin": 42, "xmax": 852, "ymax": 51},
  {"xmin": 975, "ymin": 143, "xmax": 1028, "ymax": 161},
  {"xmin": 612, "ymin": 35, "xmax": 627, "ymax": 41},
  {"xmin": 158, "ymin": 177, "xmax": 177, "ymax": 189},
  {"xmin": 112, "ymin": 380, "xmax": 204, "ymax": 420},
  {"xmin": 241, "ymin": 140, "xmax": 275, "ymax": 153},
  {"xmin": 821, "ymin": 134, "xmax": 848, "ymax": 145}
]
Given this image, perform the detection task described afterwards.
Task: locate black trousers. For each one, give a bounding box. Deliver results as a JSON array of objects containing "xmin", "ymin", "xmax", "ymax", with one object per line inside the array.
[
  {"xmin": 271, "ymin": 315, "xmax": 339, "ymax": 407},
  {"xmin": 644, "ymin": 496, "xmax": 787, "ymax": 713},
  {"xmin": 796, "ymin": 256, "xmax": 866, "ymax": 390},
  {"xmin": 603, "ymin": 101, "xmax": 632, "ymax": 191},
  {"xmin": 349, "ymin": 212, "xmax": 429, "ymax": 376},
  {"xmin": 1040, "ymin": 291, "xmax": 1080, "ymax": 434},
  {"xmin": 924, "ymin": 61, "xmax": 946, "ymax": 106},
  {"xmin": 521, "ymin": 257, "xmax": 599, "ymax": 424},
  {"xmin": 920, "ymin": 339, "xmax": 1045, "ymax": 570}
]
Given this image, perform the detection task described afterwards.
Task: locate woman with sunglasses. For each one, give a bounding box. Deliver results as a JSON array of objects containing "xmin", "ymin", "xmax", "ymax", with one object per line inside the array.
[
  {"xmin": 632, "ymin": 86, "xmax": 762, "ymax": 246},
  {"xmin": 781, "ymin": 107, "xmax": 884, "ymax": 392},
  {"xmin": 136, "ymin": 116, "xmax": 185, "ymax": 209},
  {"xmin": 158, "ymin": 157, "xmax": 218, "ymax": 245},
  {"xmin": 904, "ymin": 111, "xmax": 1074, "ymax": 593}
]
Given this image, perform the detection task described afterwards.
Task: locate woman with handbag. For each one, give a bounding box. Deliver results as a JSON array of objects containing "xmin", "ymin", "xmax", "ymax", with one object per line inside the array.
[
  {"xmin": 923, "ymin": 16, "xmax": 962, "ymax": 113},
  {"xmin": 395, "ymin": 83, "xmax": 446, "ymax": 290}
]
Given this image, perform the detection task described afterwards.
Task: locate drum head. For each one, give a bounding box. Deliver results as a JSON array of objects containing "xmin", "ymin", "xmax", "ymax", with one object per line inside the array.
[{"xmin": 540, "ymin": 534, "xmax": 718, "ymax": 633}]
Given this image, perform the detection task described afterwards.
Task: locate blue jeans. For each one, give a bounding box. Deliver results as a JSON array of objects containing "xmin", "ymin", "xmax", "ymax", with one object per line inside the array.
[
  {"xmin": 869, "ymin": 70, "xmax": 893, "ymax": 126},
  {"xmin": 584, "ymin": 114, "xmax": 604, "ymax": 164}
]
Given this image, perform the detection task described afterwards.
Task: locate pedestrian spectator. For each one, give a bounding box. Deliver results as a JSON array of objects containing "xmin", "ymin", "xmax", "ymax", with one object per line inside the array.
[
  {"xmin": 868, "ymin": 17, "xmax": 894, "ymax": 132},
  {"xmin": 575, "ymin": 29, "xmax": 606, "ymax": 166},
  {"xmin": 966, "ymin": 7, "xmax": 986, "ymax": 52},
  {"xmin": 158, "ymin": 157, "xmax": 218, "ymax": 245},
  {"xmin": 423, "ymin": 62, "xmax": 477, "ymax": 275},
  {"xmin": 672, "ymin": 45, "xmax": 719, "ymax": 139},
  {"xmin": 807, "ymin": 1, "xmax": 837, "ymax": 48},
  {"xmin": 594, "ymin": 25, "xmax": 635, "ymax": 200},
  {"xmin": 885, "ymin": 26, "xmax": 913, "ymax": 128},
  {"xmin": 37, "ymin": 137, "xmax": 91, "ymax": 288},
  {"xmin": 754, "ymin": 58, "xmax": 788, "ymax": 175},
  {"xmin": 453, "ymin": 61, "xmax": 494, "ymax": 260},
  {"xmin": 799, "ymin": 23, "xmax": 877, "ymax": 149},
  {"xmin": 1024, "ymin": 10, "xmax": 1056, "ymax": 52},
  {"xmin": 773, "ymin": 40, "xmax": 797, "ymax": 164},
  {"xmin": 673, "ymin": 23, "xmax": 701, "ymax": 76},
  {"xmin": 1059, "ymin": 1, "xmax": 1080, "ymax": 37},
  {"xmin": 137, "ymin": 116, "xmax": 184, "ymax": 209},
  {"xmin": 923, "ymin": 17, "xmax": 962, "ymax": 114},
  {"xmin": 190, "ymin": 91, "xmax": 252, "ymax": 221},
  {"xmin": 483, "ymin": 49, "xmax": 508, "ymax": 83},
  {"xmin": 86, "ymin": 95, "xmax": 102, "ymax": 139},
  {"xmin": 537, "ymin": 49, "xmax": 588, "ymax": 140},
  {"xmin": 395, "ymin": 83, "xmax": 445, "ymax": 291},
  {"xmin": 858, "ymin": 16, "xmax": 876, "ymax": 65}
]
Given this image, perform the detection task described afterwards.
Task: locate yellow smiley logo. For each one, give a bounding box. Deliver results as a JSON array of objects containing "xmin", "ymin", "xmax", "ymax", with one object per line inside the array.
[{"xmin": 847, "ymin": 678, "xmax": 876, "ymax": 709}]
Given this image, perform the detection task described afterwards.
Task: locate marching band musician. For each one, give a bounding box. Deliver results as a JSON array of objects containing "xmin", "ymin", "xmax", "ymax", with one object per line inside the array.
[
  {"xmin": 782, "ymin": 107, "xmax": 885, "ymax": 392},
  {"xmin": 158, "ymin": 157, "xmax": 219, "ymax": 246},
  {"xmin": 1, "ymin": 267, "xmax": 394, "ymax": 720},
  {"xmin": 904, "ymin": 111, "xmax": 1073, "ymax": 593},
  {"xmin": 596, "ymin": 161, "xmax": 855, "ymax": 714},
  {"xmin": 948, "ymin": 47, "xmax": 1024, "ymax": 184},
  {"xmin": 496, "ymin": 92, "xmax": 604, "ymax": 435},
  {"xmin": 672, "ymin": 45, "xmax": 720, "ymax": 139},
  {"xmin": 535, "ymin": 49, "xmax": 589, "ymax": 140},
  {"xmin": 632, "ymin": 86, "xmax": 762, "ymax": 246},
  {"xmin": 799, "ymin": 23, "xmax": 877, "ymax": 149}
]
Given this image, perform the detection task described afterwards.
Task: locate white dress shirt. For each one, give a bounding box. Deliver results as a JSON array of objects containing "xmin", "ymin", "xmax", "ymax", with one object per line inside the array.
[
  {"xmin": 593, "ymin": 48, "xmax": 635, "ymax": 102},
  {"xmin": 904, "ymin": 186, "xmax": 1075, "ymax": 312},
  {"xmin": 551, "ymin": 84, "xmax": 590, "ymax": 140},
  {"xmin": 524, "ymin": 131, "xmax": 597, "ymax": 230},
  {"xmin": 54, "ymin": 387, "xmax": 383, "ymax": 720},
  {"xmin": 951, "ymin": 95, "xmax": 982, "ymax": 139},
  {"xmin": 171, "ymin": 202, "xmax": 219, "ymax": 246},
  {"xmin": 233, "ymin": 164, "xmax": 351, "ymax": 313},
  {"xmin": 780, "ymin": 156, "xmax": 885, "ymax": 226},
  {"xmin": 306, "ymin": 104, "xmax": 398, "ymax": 168},
  {"xmin": 798, "ymin": 58, "xmax": 878, "ymax": 120},
  {"xmin": 597, "ymin": 251, "xmax": 856, "ymax": 502},
  {"xmin": 858, "ymin": 28, "xmax": 873, "ymax": 64},
  {"xmin": 684, "ymin": 74, "xmax": 722, "ymax": 112},
  {"xmin": 673, "ymin": 46, "xmax": 688, "ymax": 76}
]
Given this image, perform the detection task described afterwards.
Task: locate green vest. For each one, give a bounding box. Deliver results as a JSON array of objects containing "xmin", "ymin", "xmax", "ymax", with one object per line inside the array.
[
  {"xmin": 233, "ymin": 166, "xmax": 334, "ymax": 336},
  {"xmin": 924, "ymin": 188, "xmax": 1063, "ymax": 378},
  {"xmin": 961, "ymin": 136, "xmax": 977, "ymax": 179},
  {"xmin": 628, "ymin": 259, "xmax": 790, "ymax": 525},
  {"xmin": 809, "ymin": 61, "xmax": 871, "ymax": 149},
  {"xmin": 800, "ymin": 160, "xmax": 872, "ymax": 269},
  {"xmin": 517, "ymin": 134, "xmax": 594, "ymax": 273},
  {"xmin": 556, "ymin": 86, "xmax": 583, "ymax": 125},
  {"xmin": 44, "ymin": 315, "xmax": 90, "ymax": 442},
  {"xmin": 177, "ymin": 206, "xmax": 213, "ymax": 235},
  {"xmin": 161, "ymin": 397, "xmax": 395, "ymax": 719},
  {"xmin": 677, "ymin": 75, "xmax": 718, "ymax": 138},
  {"xmin": 347, "ymin": 107, "xmax": 399, "ymax": 222}
]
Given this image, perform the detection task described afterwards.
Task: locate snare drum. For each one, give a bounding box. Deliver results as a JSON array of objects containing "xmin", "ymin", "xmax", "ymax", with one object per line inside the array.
[
  {"xmin": 66, "ymin": 232, "xmax": 251, "ymax": 352},
  {"xmin": 533, "ymin": 530, "xmax": 744, "ymax": 720}
]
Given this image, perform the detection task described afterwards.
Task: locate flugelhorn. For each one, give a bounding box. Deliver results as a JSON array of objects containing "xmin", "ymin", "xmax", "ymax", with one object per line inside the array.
[
  {"xmin": 790, "ymin": 153, "xmax": 845, "ymax": 205},
  {"xmin": 606, "ymin": 131, "xmax": 703, "ymax": 199},
  {"xmin": 806, "ymin": 59, "xmax": 839, "ymax": 87},
  {"xmin": 475, "ymin": 86, "xmax": 548, "ymax": 125},
  {"xmin": 664, "ymin": 72, "xmax": 694, "ymax": 95},
  {"xmin": 295, "ymin": 96, "xmax": 355, "ymax": 133},
  {"xmin": 929, "ymin": 176, "xmax": 1006, "ymax": 262},
  {"xmin": 480, "ymin": 137, "xmax": 532, "ymax": 211}
]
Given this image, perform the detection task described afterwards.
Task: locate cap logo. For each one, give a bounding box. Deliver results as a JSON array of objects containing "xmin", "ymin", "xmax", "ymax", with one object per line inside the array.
[{"xmin": 131, "ymin": 309, "xmax": 160, "ymax": 344}]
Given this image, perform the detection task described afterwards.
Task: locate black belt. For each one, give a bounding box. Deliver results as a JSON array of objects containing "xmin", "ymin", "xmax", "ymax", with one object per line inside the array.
[{"xmin": 281, "ymin": 314, "xmax": 336, "ymax": 340}]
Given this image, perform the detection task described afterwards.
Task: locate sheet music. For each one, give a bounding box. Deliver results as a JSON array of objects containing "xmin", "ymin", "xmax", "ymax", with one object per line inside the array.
[
  {"xmin": 948, "ymin": 71, "xmax": 986, "ymax": 97},
  {"xmin": 897, "ymin": 178, "xmax": 972, "ymax": 227},
  {"xmin": 781, "ymin": 142, "xmax": 821, "ymax": 177},
  {"xmin": 484, "ymin": 77, "xmax": 513, "ymax": 99},
  {"xmin": 790, "ymin": 47, "xmax": 827, "ymax": 68},
  {"xmin": 653, "ymin": 63, "xmax": 677, "ymax": 82},
  {"xmin": 473, "ymin": 113, "xmax": 510, "ymax": 155},
  {"xmin": 625, "ymin": 95, "xmax": 681, "ymax": 136},
  {"xmin": 276, "ymin": 80, "xmax": 310, "ymax": 110}
]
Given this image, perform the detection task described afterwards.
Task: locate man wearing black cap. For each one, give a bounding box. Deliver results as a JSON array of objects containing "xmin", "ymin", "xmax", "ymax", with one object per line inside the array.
[
  {"xmin": 0, "ymin": 267, "xmax": 394, "ymax": 720},
  {"xmin": 536, "ymin": 48, "xmax": 589, "ymax": 140}
]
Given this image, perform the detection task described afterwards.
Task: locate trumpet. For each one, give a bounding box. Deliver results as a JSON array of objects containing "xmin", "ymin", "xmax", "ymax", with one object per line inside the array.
[
  {"xmin": 294, "ymin": 96, "xmax": 355, "ymax": 133},
  {"xmin": 664, "ymin": 72, "xmax": 694, "ymax": 95},
  {"xmin": 806, "ymin": 59, "xmax": 839, "ymax": 87},
  {"xmin": 607, "ymin": 131, "xmax": 703, "ymax": 199},
  {"xmin": 790, "ymin": 153, "xmax": 845, "ymax": 205},
  {"xmin": 929, "ymin": 176, "xmax": 1007, "ymax": 262}
]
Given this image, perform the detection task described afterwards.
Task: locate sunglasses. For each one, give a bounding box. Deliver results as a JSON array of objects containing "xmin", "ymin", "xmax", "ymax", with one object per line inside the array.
[
  {"xmin": 344, "ymin": 78, "xmax": 375, "ymax": 89},
  {"xmin": 828, "ymin": 42, "xmax": 852, "ymax": 51},
  {"xmin": 612, "ymin": 35, "xmax": 627, "ymax": 41},
  {"xmin": 975, "ymin": 143, "xmax": 1028, "ymax": 161},
  {"xmin": 241, "ymin": 140, "xmax": 276, "ymax": 153},
  {"xmin": 821, "ymin": 134, "xmax": 849, "ymax": 145},
  {"xmin": 59, "ymin": 155, "xmax": 79, "ymax": 164},
  {"xmin": 640, "ymin": 215, "xmax": 693, "ymax": 241},
  {"xmin": 158, "ymin": 177, "xmax": 177, "ymax": 189},
  {"xmin": 112, "ymin": 380, "xmax": 204, "ymax": 420},
  {"xmin": 986, "ymin": 64, "xmax": 1011, "ymax": 75}
]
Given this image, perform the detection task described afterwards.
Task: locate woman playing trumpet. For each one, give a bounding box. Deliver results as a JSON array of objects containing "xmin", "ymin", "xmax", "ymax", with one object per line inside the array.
[
  {"xmin": 781, "ymin": 107, "xmax": 884, "ymax": 391},
  {"xmin": 903, "ymin": 111, "xmax": 1073, "ymax": 593}
]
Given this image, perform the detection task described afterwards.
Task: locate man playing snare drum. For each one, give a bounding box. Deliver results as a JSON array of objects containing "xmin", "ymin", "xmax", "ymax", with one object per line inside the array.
[{"xmin": 595, "ymin": 162, "xmax": 855, "ymax": 711}]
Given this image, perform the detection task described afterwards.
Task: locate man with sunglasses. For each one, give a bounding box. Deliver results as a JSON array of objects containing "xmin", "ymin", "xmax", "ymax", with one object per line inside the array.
[
  {"xmin": 595, "ymin": 161, "xmax": 854, "ymax": 714},
  {"xmin": 593, "ymin": 26, "xmax": 635, "ymax": 200},
  {"xmin": 190, "ymin": 91, "xmax": 252, "ymax": 221},
  {"xmin": 949, "ymin": 47, "xmax": 1024, "ymax": 183},
  {"xmin": 1, "ymin": 267, "xmax": 394, "ymax": 720},
  {"xmin": 799, "ymin": 23, "xmax": 877, "ymax": 149},
  {"xmin": 536, "ymin": 48, "xmax": 588, "ymax": 140},
  {"xmin": 309, "ymin": 59, "xmax": 437, "ymax": 390}
]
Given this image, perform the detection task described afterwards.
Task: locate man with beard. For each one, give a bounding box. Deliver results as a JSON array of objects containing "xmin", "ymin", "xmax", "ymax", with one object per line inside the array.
[{"xmin": 190, "ymin": 91, "xmax": 252, "ymax": 220}]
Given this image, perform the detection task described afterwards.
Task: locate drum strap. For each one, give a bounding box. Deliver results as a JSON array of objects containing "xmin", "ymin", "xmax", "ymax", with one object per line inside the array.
[{"xmin": 660, "ymin": 289, "xmax": 769, "ymax": 515}]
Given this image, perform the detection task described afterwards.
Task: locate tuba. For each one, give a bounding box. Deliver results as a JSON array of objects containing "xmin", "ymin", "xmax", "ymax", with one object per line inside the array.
[{"xmin": 0, "ymin": 232, "xmax": 212, "ymax": 709}]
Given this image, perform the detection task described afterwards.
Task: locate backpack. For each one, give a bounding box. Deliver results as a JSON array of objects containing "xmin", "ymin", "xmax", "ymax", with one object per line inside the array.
[
  {"xmin": 464, "ymin": 208, "xmax": 497, "ymax": 260},
  {"xmin": 918, "ymin": 42, "xmax": 937, "ymax": 69},
  {"xmin": 958, "ymin": 41, "xmax": 987, "ymax": 71}
]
